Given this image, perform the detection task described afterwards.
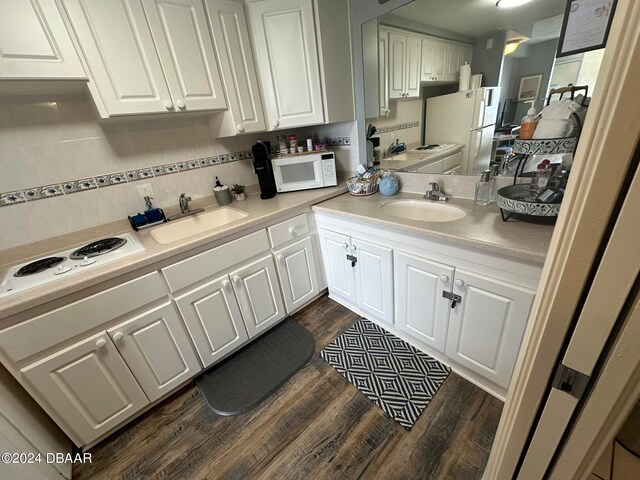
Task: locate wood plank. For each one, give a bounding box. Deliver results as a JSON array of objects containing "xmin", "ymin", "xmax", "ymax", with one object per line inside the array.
[{"xmin": 74, "ymin": 295, "xmax": 502, "ymax": 480}]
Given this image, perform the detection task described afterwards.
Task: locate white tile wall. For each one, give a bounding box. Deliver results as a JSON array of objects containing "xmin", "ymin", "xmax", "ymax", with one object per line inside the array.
[
  {"xmin": 367, "ymin": 97, "xmax": 423, "ymax": 150},
  {"xmin": 0, "ymin": 93, "xmax": 357, "ymax": 249}
]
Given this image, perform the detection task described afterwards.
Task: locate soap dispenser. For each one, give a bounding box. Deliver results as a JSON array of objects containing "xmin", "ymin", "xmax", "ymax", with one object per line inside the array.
[
  {"xmin": 519, "ymin": 100, "xmax": 539, "ymax": 140},
  {"xmin": 474, "ymin": 170, "xmax": 492, "ymax": 206}
]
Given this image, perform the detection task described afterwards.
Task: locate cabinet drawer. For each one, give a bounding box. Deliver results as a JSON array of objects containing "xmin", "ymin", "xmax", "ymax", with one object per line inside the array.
[
  {"xmin": 162, "ymin": 229, "xmax": 270, "ymax": 292},
  {"xmin": 267, "ymin": 214, "xmax": 310, "ymax": 248},
  {"xmin": 414, "ymin": 159, "xmax": 443, "ymax": 173},
  {"xmin": 0, "ymin": 272, "xmax": 166, "ymax": 364},
  {"xmin": 442, "ymin": 151, "xmax": 462, "ymax": 170}
]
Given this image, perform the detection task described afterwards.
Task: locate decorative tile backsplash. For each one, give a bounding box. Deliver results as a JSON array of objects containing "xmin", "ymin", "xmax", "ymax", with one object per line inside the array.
[
  {"xmin": 375, "ymin": 122, "xmax": 420, "ymax": 134},
  {"xmin": 0, "ymin": 149, "xmax": 254, "ymax": 207},
  {"xmin": 0, "ymin": 137, "xmax": 351, "ymax": 208}
]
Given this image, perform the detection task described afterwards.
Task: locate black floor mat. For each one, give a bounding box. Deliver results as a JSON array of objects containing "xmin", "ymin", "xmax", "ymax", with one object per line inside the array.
[{"xmin": 196, "ymin": 317, "xmax": 315, "ymax": 416}]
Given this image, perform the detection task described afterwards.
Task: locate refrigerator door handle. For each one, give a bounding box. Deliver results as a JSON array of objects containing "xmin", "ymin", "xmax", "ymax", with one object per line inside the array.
[
  {"xmin": 477, "ymin": 99, "xmax": 486, "ymax": 129},
  {"xmin": 474, "ymin": 130, "xmax": 483, "ymax": 158}
]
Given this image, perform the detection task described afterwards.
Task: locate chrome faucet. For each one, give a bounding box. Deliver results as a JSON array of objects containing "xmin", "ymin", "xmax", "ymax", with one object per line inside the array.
[
  {"xmin": 179, "ymin": 193, "xmax": 191, "ymax": 213},
  {"xmin": 168, "ymin": 193, "xmax": 204, "ymax": 221},
  {"xmin": 424, "ymin": 182, "xmax": 449, "ymax": 201}
]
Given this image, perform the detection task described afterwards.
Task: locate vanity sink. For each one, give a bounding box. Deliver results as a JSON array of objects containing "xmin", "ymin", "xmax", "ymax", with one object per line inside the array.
[
  {"xmin": 380, "ymin": 200, "xmax": 466, "ymax": 222},
  {"xmin": 150, "ymin": 208, "xmax": 248, "ymax": 244}
]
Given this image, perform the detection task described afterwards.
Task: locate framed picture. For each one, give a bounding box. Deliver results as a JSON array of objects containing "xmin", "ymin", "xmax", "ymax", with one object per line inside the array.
[
  {"xmin": 518, "ymin": 74, "xmax": 543, "ymax": 101},
  {"xmin": 557, "ymin": 0, "xmax": 618, "ymax": 57}
]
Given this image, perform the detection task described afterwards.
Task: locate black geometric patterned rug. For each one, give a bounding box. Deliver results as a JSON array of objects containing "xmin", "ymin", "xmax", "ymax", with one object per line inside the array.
[{"xmin": 320, "ymin": 318, "xmax": 451, "ymax": 430}]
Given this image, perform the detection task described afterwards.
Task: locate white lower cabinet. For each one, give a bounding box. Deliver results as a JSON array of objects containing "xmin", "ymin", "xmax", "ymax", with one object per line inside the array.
[
  {"xmin": 107, "ymin": 302, "xmax": 200, "ymax": 402},
  {"xmin": 395, "ymin": 251, "xmax": 453, "ymax": 353},
  {"xmin": 316, "ymin": 215, "xmax": 540, "ymax": 394},
  {"xmin": 230, "ymin": 255, "xmax": 286, "ymax": 338},
  {"xmin": 274, "ymin": 237, "xmax": 319, "ymax": 312},
  {"xmin": 444, "ymin": 269, "xmax": 535, "ymax": 388},
  {"xmin": 21, "ymin": 332, "xmax": 149, "ymax": 446},
  {"xmin": 174, "ymin": 274, "xmax": 249, "ymax": 368},
  {"xmin": 318, "ymin": 228, "xmax": 394, "ymax": 325}
]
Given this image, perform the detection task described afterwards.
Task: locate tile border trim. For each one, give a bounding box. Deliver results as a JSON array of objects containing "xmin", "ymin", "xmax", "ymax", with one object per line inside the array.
[
  {"xmin": 375, "ymin": 122, "xmax": 420, "ymax": 134},
  {"xmin": 0, "ymin": 136, "xmax": 351, "ymax": 208}
]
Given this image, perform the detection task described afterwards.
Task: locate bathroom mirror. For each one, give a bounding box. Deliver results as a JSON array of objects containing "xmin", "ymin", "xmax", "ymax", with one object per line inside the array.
[{"xmin": 361, "ymin": 0, "xmax": 606, "ymax": 177}]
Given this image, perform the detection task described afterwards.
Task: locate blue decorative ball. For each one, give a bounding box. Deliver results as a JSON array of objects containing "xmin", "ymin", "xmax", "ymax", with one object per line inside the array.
[{"xmin": 378, "ymin": 175, "xmax": 399, "ymax": 196}]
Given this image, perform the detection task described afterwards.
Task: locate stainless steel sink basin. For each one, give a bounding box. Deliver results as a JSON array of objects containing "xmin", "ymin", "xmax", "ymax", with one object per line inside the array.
[
  {"xmin": 380, "ymin": 200, "xmax": 466, "ymax": 222},
  {"xmin": 150, "ymin": 207, "xmax": 248, "ymax": 244}
]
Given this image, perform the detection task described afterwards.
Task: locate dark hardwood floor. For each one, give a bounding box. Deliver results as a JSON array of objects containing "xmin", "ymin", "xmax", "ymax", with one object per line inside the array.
[{"xmin": 74, "ymin": 295, "xmax": 503, "ymax": 480}]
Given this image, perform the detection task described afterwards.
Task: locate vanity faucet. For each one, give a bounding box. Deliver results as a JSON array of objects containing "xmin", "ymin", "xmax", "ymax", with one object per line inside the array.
[
  {"xmin": 179, "ymin": 193, "xmax": 192, "ymax": 213},
  {"xmin": 424, "ymin": 182, "xmax": 449, "ymax": 202}
]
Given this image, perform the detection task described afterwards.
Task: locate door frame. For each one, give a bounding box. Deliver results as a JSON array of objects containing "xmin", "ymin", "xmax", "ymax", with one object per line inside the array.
[{"xmin": 483, "ymin": 0, "xmax": 640, "ymax": 477}]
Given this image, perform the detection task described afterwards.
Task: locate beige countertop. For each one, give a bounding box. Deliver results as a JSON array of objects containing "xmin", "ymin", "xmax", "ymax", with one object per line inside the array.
[
  {"xmin": 378, "ymin": 144, "xmax": 464, "ymax": 171},
  {"xmin": 312, "ymin": 192, "xmax": 554, "ymax": 264},
  {"xmin": 0, "ymin": 185, "xmax": 347, "ymax": 319}
]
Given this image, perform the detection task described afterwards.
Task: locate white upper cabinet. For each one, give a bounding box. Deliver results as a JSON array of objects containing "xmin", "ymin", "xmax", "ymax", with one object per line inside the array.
[
  {"xmin": 421, "ymin": 37, "xmax": 447, "ymax": 82},
  {"xmin": 446, "ymin": 43, "xmax": 473, "ymax": 82},
  {"xmin": 0, "ymin": 0, "xmax": 85, "ymax": 79},
  {"xmin": 247, "ymin": 0, "xmax": 324, "ymax": 130},
  {"xmin": 246, "ymin": 0, "xmax": 354, "ymax": 130},
  {"xmin": 142, "ymin": 0, "xmax": 227, "ymax": 112},
  {"xmin": 62, "ymin": 0, "xmax": 226, "ymax": 117},
  {"xmin": 385, "ymin": 29, "xmax": 421, "ymax": 99},
  {"xmin": 206, "ymin": 0, "xmax": 266, "ymax": 135},
  {"xmin": 378, "ymin": 30, "xmax": 390, "ymax": 116}
]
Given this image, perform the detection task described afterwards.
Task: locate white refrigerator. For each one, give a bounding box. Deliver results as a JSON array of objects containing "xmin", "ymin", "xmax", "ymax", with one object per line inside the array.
[{"xmin": 425, "ymin": 87, "xmax": 500, "ymax": 175}]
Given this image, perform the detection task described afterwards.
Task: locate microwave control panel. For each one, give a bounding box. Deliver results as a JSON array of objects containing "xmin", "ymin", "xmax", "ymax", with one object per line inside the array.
[{"xmin": 321, "ymin": 154, "xmax": 337, "ymax": 186}]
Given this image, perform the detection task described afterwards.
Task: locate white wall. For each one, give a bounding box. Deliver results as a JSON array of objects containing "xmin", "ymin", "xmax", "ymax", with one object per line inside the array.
[{"xmin": 0, "ymin": 93, "xmax": 356, "ymax": 249}]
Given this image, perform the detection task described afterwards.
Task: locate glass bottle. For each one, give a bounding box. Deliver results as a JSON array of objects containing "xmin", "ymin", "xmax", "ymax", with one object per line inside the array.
[{"xmin": 474, "ymin": 170, "xmax": 492, "ymax": 206}]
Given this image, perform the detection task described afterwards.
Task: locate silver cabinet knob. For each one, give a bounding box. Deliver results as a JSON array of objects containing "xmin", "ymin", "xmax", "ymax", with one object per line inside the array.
[
  {"xmin": 455, "ymin": 279, "xmax": 465, "ymax": 288},
  {"xmin": 288, "ymin": 226, "xmax": 298, "ymax": 237},
  {"xmin": 233, "ymin": 275, "xmax": 242, "ymax": 285},
  {"xmin": 237, "ymin": 124, "xmax": 244, "ymax": 132},
  {"xmin": 112, "ymin": 332, "xmax": 124, "ymax": 342},
  {"xmin": 176, "ymin": 99, "xmax": 186, "ymax": 109},
  {"xmin": 439, "ymin": 274, "xmax": 449, "ymax": 284},
  {"xmin": 164, "ymin": 100, "xmax": 173, "ymax": 110},
  {"xmin": 277, "ymin": 254, "xmax": 284, "ymax": 264},
  {"xmin": 343, "ymin": 242, "xmax": 349, "ymax": 249},
  {"xmin": 272, "ymin": 120, "xmax": 279, "ymax": 128},
  {"xmin": 222, "ymin": 279, "xmax": 231, "ymax": 289},
  {"xmin": 351, "ymin": 244, "xmax": 357, "ymax": 251},
  {"xmin": 96, "ymin": 338, "xmax": 107, "ymax": 349}
]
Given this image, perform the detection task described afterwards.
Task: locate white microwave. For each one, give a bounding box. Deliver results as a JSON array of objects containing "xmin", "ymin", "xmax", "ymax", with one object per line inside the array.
[{"xmin": 271, "ymin": 151, "xmax": 337, "ymax": 193}]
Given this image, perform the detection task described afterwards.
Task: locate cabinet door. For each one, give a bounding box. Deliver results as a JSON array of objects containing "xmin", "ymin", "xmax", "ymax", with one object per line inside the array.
[
  {"xmin": 353, "ymin": 237, "xmax": 394, "ymax": 325},
  {"xmin": 445, "ymin": 269, "xmax": 535, "ymax": 388},
  {"xmin": 405, "ymin": 34, "xmax": 421, "ymax": 98},
  {"xmin": 206, "ymin": 0, "xmax": 265, "ymax": 133},
  {"xmin": 395, "ymin": 251, "xmax": 453, "ymax": 352},
  {"xmin": 108, "ymin": 302, "xmax": 201, "ymax": 402},
  {"xmin": 421, "ymin": 37, "xmax": 435, "ymax": 82},
  {"xmin": 230, "ymin": 255, "xmax": 286, "ymax": 338},
  {"xmin": 387, "ymin": 32, "xmax": 406, "ymax": 99},
  {"xmin": 318, "ymin": 229, "xmax": 356, "ymax": 304},
  {"xmin": 21, "ymin": 332, "xmax": 148, "ymax": 446},
  {"xmin": 432, "ymin": 40, "xmax": 448, "ymax": 81},
  {"xmin": 0, "ymin": 0, "xmax": 85, "ymax": 79},
  {"xmin": 63, "ymin": 0, "xmax": 173, "ymax": 116},
  {"xmin": 274, "ymin": 237, "xmax": 319, "ymax": 313},
  {"xmin": 446, "ymin": 44, "xmax": 460, "ymax": 81},
  {"xmin": 248, "ymin": 0, "xmax": 324, "ymax": 130},
  {"xmin": 174, "ymin": 274, "xmax": 249, "ymax": 368},
  {"xmin": 142, "ymin": 0, "xmax": 227, "ymax": 112},
  {"xmin": 378, "ymin": 30, "xmax": 390, "ymax": 116}
]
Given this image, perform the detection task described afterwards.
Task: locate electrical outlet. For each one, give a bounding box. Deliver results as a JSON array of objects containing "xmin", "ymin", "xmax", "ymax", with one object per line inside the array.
[
  {"xmin": 137, "ymin": 183, "xmax": 154, "ymax": 198},
  {"xmin": 343, "ymin": 137, "xmax": 351, "ymax": 145}
]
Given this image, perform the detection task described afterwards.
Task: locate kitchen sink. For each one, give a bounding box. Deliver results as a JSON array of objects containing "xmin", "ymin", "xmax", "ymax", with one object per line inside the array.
[
  {"xmin": 380, "ymin": 200, "xmax": 466, "ymax": 222},
  {"xmin": 150, "ymin": 208, "xmax": 248, "ymax": 244}
]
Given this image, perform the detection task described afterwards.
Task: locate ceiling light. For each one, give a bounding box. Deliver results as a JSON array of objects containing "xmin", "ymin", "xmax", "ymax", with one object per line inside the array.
[
  {"xmin": 504, "ymin": 40, "xmax": 521, "ymax": 55},
  {"xmin": 496, "ymin": 0, "xmax": 534, "ymax": 8}
]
